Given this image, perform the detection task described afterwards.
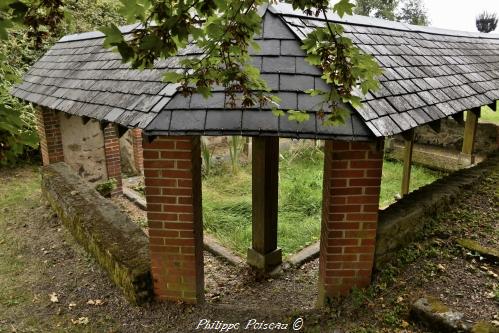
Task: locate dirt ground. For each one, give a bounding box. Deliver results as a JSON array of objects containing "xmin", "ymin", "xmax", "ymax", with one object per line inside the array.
[{"xmin": 0, "ymin": 162, "xmax": 497, "ymax": 333}]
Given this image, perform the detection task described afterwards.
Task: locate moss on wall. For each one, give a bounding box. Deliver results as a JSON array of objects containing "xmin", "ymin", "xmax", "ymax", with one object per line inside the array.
[{"xmin": 42, "ymin": 162, "xmax": 152, "ymax": 304}]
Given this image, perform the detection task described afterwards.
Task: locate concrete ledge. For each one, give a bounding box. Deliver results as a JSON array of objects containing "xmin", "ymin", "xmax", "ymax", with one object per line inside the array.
[
  {"xmin": 287, "ymin": 242, "xmax": 320, "ymax": 267},
  {"xmin": 204, "ymin": 234, "xmax": 244, "ymax": 266},
  {"xmin": 42, "ymin": 163, "xmax": 152, "ymax": 304},
  {"xmin": 375, "ymin": 153, "xmax": 499, "ymax": 269}
]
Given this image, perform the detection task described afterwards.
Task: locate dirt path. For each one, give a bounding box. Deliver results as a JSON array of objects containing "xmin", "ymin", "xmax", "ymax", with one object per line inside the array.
[{"xmin": 0, "ymin": 163, "xmax": 497, "ymax": 332}]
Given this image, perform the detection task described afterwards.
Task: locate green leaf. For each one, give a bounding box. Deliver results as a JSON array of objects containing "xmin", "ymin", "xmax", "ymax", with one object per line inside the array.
[
  {"xmin": 163, "ymin": 71, "xmax": 182, "ymax": 83},
  {"xmin": 333, "ymin": 0, "xmax": 355, "ymax": 18},
  {"xmin": 287, "ymin": 110, "xmax": 310, "ymax": 123},
  {"xmin": 100, "ymin": 24, "xmax": 124, "ymax": 48},
  {"xmin": 272, "ymin": 109, "xmax": 285, "ymax": 117}
]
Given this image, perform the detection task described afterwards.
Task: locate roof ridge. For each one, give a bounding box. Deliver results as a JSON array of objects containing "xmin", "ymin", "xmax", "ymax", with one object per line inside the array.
[{"xmin": 268, "ymin": 2, "xmax": 499, "ymax": 40}]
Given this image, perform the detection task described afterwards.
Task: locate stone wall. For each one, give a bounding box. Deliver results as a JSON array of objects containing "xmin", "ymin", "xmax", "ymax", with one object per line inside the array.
[
  {"xmin": 42, "ymin": 163, "xmax": 152, "ymax": 304},
  {"xmin": 404, "ymin": 118, "xmax": 498, "ymax": 154},
  {"xmin": 59, "ymin": 115, "xmax": 107, "ymax": 182},
  {"xmin": 120, "ymin": 130, "xmax": 136, "ymax": 175},
  {"xmin": 375, "ymin": 153, "xmax": 499, "ymax": 268}
]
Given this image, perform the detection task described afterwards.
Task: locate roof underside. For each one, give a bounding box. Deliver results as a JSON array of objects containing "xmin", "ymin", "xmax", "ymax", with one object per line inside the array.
[{"xmin": 11, "ymin": 3, "xmax": 499, "ymax": 139}]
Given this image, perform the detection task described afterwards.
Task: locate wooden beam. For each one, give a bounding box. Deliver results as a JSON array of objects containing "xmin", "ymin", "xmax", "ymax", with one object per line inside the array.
[
  {"xmin": 462, "ymin": 108, "xmax": 480, "ymax": 163},
  {"xmin": 247, "ymin": 136, "xmax": 281, "ymax": 272},
  {"xmin": 428, "ymin": 120, "xmax": 442, "ymax": 133},
  {"xmin": 451, "ymin": 112, "xmax": 465, "ymax": 125},
  {"xmin": 401, "ymin": 129, "xmax": 415, "ymax": 196}
]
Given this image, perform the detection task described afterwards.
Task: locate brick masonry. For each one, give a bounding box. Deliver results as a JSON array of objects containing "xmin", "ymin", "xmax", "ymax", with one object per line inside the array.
[
  {"xmin": 132, "ymin": 128, "xmax": 144, "ymax": 174},
  {"xmin": 103, "ymin": 123, "xmax": 123, "ymax": 195},
  {"xmin": 36, "ymin": 107, "xmax": 64, "ymax": 165},
  {"xmin": 142, "ymin": 136, "xmax": 204, "ymax": 304},
  {"xmin": 319, "ymin": 140, "xmax": 384, "ymax": 304}
]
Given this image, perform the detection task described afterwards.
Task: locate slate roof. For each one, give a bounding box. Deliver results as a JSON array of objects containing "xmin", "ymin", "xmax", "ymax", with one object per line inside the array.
[{"xmin": 11, "ymin": 4, "xmax": 499, "ymax": 140}]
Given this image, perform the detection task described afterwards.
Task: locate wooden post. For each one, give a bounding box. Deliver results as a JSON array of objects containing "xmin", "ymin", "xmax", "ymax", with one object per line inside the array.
[
  {"xmin": 461, "ymin": 108, "xmax": 480, "ymax": 164},
  {"xmin": 401, "ymin": 129, "xmax": 415, "ymax": 196},
  {"xmin": 247, "ymin": 136, "xmax": 281, "ymax": 272}
]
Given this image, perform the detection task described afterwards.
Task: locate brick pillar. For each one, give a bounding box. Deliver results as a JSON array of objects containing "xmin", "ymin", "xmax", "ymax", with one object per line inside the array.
[
  {"xmin": 318, "ymin": 140, "xmax": 384, "ymax": 306},
  {"xmin": 103, "ymin": 123, "xmax": 123, "ymax": 195},
  {"xmin": 143, "ymin": 136, "xmax": 204, "ymax": 304},
  {"xmin": 36, "ymin": 107, "xmax": 64, "ymax": 165},
  {"xmin": 132, "ymin": 128, "xmax": 144, "ymax": 174}
]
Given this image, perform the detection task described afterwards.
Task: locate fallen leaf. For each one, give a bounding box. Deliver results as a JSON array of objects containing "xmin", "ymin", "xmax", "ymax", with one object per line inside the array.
[
  {"xmin": 49, "ymin": 293, "xmax": 59, "ymax": 303},
  {"xmin": 401, "ymin": 320, "xmax": 410, "ymax": 328},
  {"xmin": 71, "ymin": 317, "xmax": 89, "ymax": 325}
]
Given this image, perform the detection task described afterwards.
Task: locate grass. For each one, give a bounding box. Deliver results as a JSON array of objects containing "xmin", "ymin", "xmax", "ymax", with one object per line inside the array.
[
  {"xmin": 480, "ymin": 103, "xmax": 499, "ymax": 124},
  {"xmin": 203, "ymin": 144, "xmax": 444, "ymax": 257}
]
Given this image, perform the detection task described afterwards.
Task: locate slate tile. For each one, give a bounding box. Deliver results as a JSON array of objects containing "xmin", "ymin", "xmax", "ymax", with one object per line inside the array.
[
  {"xmin": 368, "ymin": 115, "xmax": 401, "ymax": 136},
  {"xmin": 367, "ymin": 98, "xmax": 398, "ymax": 116},
  {"xmin": 170, "ymin": 110, "xmax": 206, "ymax": 130},
  {"xmin": 382, "ymin": 81, "xmax": 407, "ymax": 95},
  {"xmin": 386, "ymin": 95, "xmax": 412, "ymax": 112},
  {"xmin": 241, "ymin": 110, "xmax": 279, "ymax": 132},
  {"xmin": 280, "ymin": 40, "xmax": 303, "ymax": 56},
  {"xmin": 295, "ymin": 57, "xmax": 322, "ymax": 75},
  {"xmin": 205, "ymin": 110, "xmax": 242, "ymax": 131},
  {"xmin": 262, "ymin": 56, "xmax": 296, "ymax": 73},
  {"xmin": 279, "ymin": 74, "xmax": 314, "ymax": 91}
]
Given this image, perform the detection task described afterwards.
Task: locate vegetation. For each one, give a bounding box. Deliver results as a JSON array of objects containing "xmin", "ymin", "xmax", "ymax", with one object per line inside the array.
[
  {"xmin": 481, "ymin": 103, "xmax": 499, "ymax": 124},
  {"xmin": 476, "ymin": 11, "xmax": 498, "ymax": 33},
  {"xmin": 203, "ymin": 144, "xmax": 443, "ymax": 256},
  {"xmin": 354, "ymin": 0, "xmax": 429, "ymax": 25},
  {"xmin": 0, "ymin": 0, "xmax": 125, "ymax": 165}
]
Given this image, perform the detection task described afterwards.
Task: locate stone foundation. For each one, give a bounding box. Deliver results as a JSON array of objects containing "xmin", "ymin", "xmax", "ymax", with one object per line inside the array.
[{"xmin": 42, "ymin": 163, "xmax": 152, "ymax": 304}]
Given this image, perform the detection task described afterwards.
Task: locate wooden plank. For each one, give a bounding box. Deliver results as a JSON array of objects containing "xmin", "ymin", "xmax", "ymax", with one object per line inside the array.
[
  {"xmin": 461, "ymin": 108, "xmax": 479, "ymax": 162},
  {"xmin": 401, "ymin": 129, "xmax": 415, "ymax": 196},
  {"xmin": 251, "ymin": 136, "xmax": 279, "ymax": 255}
]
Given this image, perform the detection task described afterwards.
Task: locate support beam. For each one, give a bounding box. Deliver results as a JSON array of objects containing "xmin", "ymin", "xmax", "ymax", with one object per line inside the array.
[
  {"xmin": 81, "ymin": 116, "xmax": 91, "ymax": 125},
  {"xmin": 247, "ymin": 136, "xmax": 281, "ymax": 272},
  {"xmin": 143, "ymin": 136, "xmax": 204, "ymax": 304},
  {"xmin": 318, "ymin": 140, "xmax": 384, "ymax": 307},
  {"xmin": 401, "ymin": 129, "xmax": 415, "ymax": 196},
  {"xmin": 461, "ymin": 108, "xmax": 480, "ymax": 164},
  {"xmin": 487, "ymin": 101, "xmax": 497, "ymax": 112},
  {"xmin": 36, "ymin": 107, "xmax": 64, "ymax": 165},
  {"xmin": 103, "ymin": 123, "xmax": 123, "ymax": 195}
]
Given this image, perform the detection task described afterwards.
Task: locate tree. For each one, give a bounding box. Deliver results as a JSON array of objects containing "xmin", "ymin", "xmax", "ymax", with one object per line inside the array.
[
  {"xmin": 0, "ymin": 0, "xmax": 125, "ymax": 165},
  {"xmin": 476, "ymin": 11, "xmax": 498, "ymax": 33},
  {"xmin": 354, "ymin": 0, "xmax": 398, "ymax": 21},
  {"xmin": 396, "ymin": 0, "xmax": 429, "ymax": 26}
]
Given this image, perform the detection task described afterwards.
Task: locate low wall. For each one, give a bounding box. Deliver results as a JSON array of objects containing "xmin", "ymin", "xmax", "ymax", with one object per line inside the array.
[
  {"xmin": 413, "ymin": 118, "xmax": 498, "ymax": 154},
  {"xmin": 42, "ymin": 163, "xmax": 152, "ymax": 304},
  {"xmin": 375, "ymin": 153, "xmax": 499, "ymax": 268}
]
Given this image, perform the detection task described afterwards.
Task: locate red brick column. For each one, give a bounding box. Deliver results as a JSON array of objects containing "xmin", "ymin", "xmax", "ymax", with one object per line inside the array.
[
  {"xmin": 142, "ymin": 136, "xmax": 204, "ymax": 304},
  {"xmin": 103, "ymin": 123, "xmax": 123, "ymax": 195},
  {"xmin": 36, "ymin": 107, "xmax": 64, "ymax": 165},
  {"xmin": 132, "ymin": 128, "xmax": 144, "ymax": 174},
  {"xmin": 318, "ymin": 140, "xmax": 384, "ymax": 306}
]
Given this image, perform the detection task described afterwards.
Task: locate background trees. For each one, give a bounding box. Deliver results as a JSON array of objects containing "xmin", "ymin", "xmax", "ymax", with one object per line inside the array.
[
  {"xmin": 476, "ymin": 11, "xmax": 498, "ymax": 33},
  {"xmin": 0, "ymin": 0, "xmax": 125, "ymax": 165},
  {"xmin": 354, "ymin": 0, "xmax": 429, "ymax": 26}
]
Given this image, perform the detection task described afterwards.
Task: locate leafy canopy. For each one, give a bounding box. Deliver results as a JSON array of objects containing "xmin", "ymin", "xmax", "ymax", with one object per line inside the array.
[{"xmin": 476, "ymin": 11, "xmax": 498, "ymax": 33}]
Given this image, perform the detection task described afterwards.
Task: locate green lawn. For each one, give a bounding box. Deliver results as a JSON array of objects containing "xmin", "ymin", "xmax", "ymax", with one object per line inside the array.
[
  {"xmin": 480, "ymin": 103, "xmax": 499, "ymax": 124},
  {"xmin": 203, "ymin": 146, "xmax": 444, "ymax": 257}
]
